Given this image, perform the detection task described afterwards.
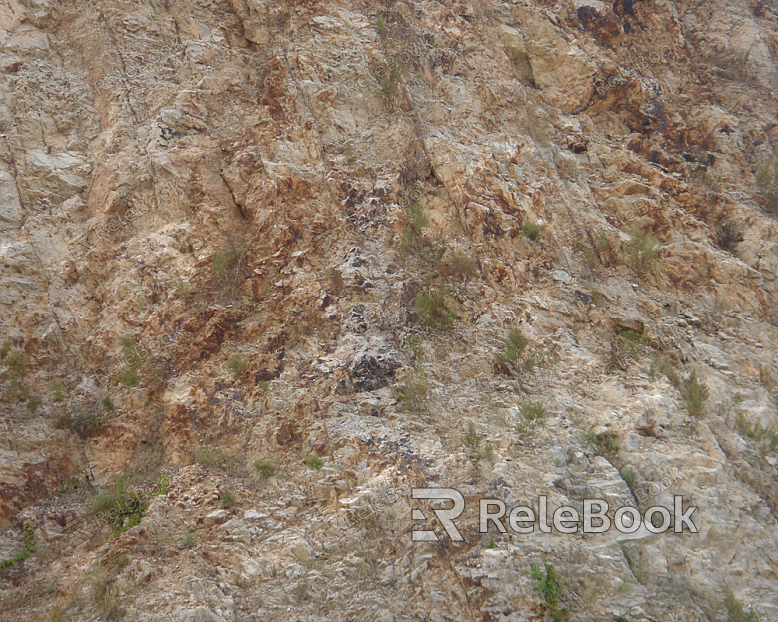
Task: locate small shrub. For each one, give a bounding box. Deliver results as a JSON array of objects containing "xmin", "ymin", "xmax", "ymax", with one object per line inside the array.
[
  {"xmin": 405, "ymin": 336, "xmax": 425, "ymax": 364},
  {"xmin": 115, "ymin": 368, "xmax": 138, "ymax": 387},
  {"xmin": 49, "ymin": 381, "xmax": 66, "ymax": 403},
  {"xmin": 26, "ymin": 396, "xmax": 42, "ymax": 413},
  {"xmin": 531, "ymin": 554, "xmax": 569, "ymax": 622},
  {"xmin": 220, "ymin": 489, "xmax": 236, "ymax": 508},
  {"xmin": 305, "ymin": 455, "xmax": 324, "ymax": 471},
  {"xmin": 257, "ymin": 380, "xmax": 270, "ymax": 391},
  {"xmin": 212, "ymin": 236, "xmax": 246, "ymax": 298},
  {"xmin": 495, "ymin": 327, "xmax": 529, "ymax": 369},
  {"xmin": 1, "ymin": 346, "xmax": 31, "ymax": 404},
  {"xmin": 723, "ymin": 585, "xmax": 760, "ymax": 622},
  {"xmin": 736, "ymin": 413, "xmax": 778, "ymax": 456},
  {"xmin": 253, "ymin": 460, "xmax": 278, "ymax": 478},
  {"xmin": 0, "ymin": 523, "xmax": 34, "ymax": 575},
  {"xmin": 227, "ymin": 356, "xmax": 248, "ymax": 373},
  {"xmin": 67, "ymin": 402, "xmax": 106, "ymax": 439},
  {"xmin": 462, "ymin": 422, "xmax": 481, "ymax": 450},
  {"xmin": 620, "ymin": 467, "xmax": 636, "ymax": 491},
  {"xmin": 715, "ymin": 219, "xmax": 744, "ymax": 252},
  {"xmin": 191, "ymin": 446, "xmax": 241, "ymax": 471},
  {"xmin": 394, "ymin": 368, "xmax": 429, "ymax": 409},
  {"xmin": 522, "ymin": 221, "xmax": 546, "ymax": 242},
  {"xmin": 476, "ymin": 443, "xmax": 496, "ymax": 463},
  {"xmin": 483, "ymin": 530, "xmax": 496, "ymax": 549},
  {"xmin": 518, "ymin": 400, "xmax": 547, "ymax": 428},
  {"xmin": 399, "ymin": 201, "xmax": 430, "ymax": 255},
  {"xmin": 376, "ymin": 14, "xmax": 387, "ymax": 35},
  {"xmin": 292, "ymin": 574, "xmax": 310, "ymax": 601},
  {"xmin": 680, "ymin": 372, "xmax": 709, "ymax": 417},
  {"xmin": 416, "ymin": 287, "xmax": 457, "ymax": 327},
  {"xmin": 380, "ymin": 77, "xmax": 395, "ymax": 101},
  {"xmin": 102, "ymin": 397, "xmax": 116, "ymax": 413},
  {"xmin": 624, "ymin": 224, "xmax": 660, "ymax": 276},
  {"xmin": 184, "ymin": 531, "xmax": 196, "ymax": 548},
  {"xmin": 755, "ymin": 159, "xmax": 778, "ymax": 215},
  {"xmin": 91, "ymin": 570, "xmax": 124, "ymax": 621},
  {"xmin": 441, "ymin": 252, "xmax": 478, "ymax": 284},
  {"xmin": 585, "ymin": 430, "xmax": 619, "ymax": 458},
  {"xmin": 91, "ymin": 478, "xmax": 150, "ymax": 539}
]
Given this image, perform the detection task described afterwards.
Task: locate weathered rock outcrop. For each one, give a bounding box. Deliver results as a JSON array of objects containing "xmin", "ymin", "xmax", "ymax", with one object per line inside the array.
[{"xmin": 2, "ymin": 0, "xmax": 778, "ymax": 620}]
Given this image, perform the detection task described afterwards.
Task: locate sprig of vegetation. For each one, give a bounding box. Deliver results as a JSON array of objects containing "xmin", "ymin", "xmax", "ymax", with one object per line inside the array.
[
  {"xmin": 517, "ymin": 400, "xmax": 547, "ymax": 431},
  {"xmin": 0, "ymin": 523, "xmax": 34, "ymax": 575},
  {"xmin": 523, "ymin": 221, "xmax": 547, "ymax": 242},
  {"xmin": 585, "ymin": 430, "xmax": 619, "ymax": 458},
  {"xmin": 624, "ymin": 224, "xmax": 660, "ymax": 277},
  {"xmin": 305, "ymin": 455, "xmax": 324, "ymax": 471},
  {"xmin": 253, "ymin": 460, "xmax": 278, "ymax": 478},
  {"xmin": 531, "ymin": 554, "xmax": 569, "ymax": 622},
  {"xmin": 680, "ymin": 372, "xmax": 709, "ymax": 417},
  {"xmin": 227, "ymin": 356, "xmax": 248, "ymax": 373},
  {"xmin": 755, "ymin": 158, "xmax": 778, "ymax": 215},
  {"xmin": 722, "ymin": 585, "xmax": 760, "ymax": 622},
  {"xmin": 715, "ymin": 219, "xmax": 744, "ymax": 252},
  {"xmin": 416, "ymin": 286, "xmax": 457, "ymax": 328}
]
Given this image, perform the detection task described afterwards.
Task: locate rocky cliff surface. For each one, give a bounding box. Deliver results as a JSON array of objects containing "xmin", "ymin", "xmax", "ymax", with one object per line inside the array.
[{"xmin": 2, "ymin": 0, "xmax": 778, "ymax": 620}]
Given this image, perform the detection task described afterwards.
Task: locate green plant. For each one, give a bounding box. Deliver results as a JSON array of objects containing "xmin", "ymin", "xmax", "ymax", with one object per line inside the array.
[
  {"xmin": 228, "ymin": 356, "xmax": 248, "ymax": 373},
  {"xmin": 624, "ymin": 224, "xmax": 660, "ymax": 276},
  {"xmin": 441, "ymin": 252, "xmax": 478, "ymax": 284},
  {"xmin": 292, "ymin": 574, "xmax": 310, "ymax": 601},
  {"xmin": 66, "ymin": 402, "xmax": 106, "ymax": 439},
  {"xmin": 736, "ymin": 413, "xmax": 778, "ymax": 456},
  {"xmin": 462, "ymin": 422, "xmax": 481, "ymax": 450},
  {"xmin": 49, "ymin": 380, "xmax": 66, "ymax": 403},
  {"xmin": 495, "ymin": 327, "xmax": 529, "ymax": 369},
  {"xmin": 91, "ymin": 568, "xmax": 124, "ymax": 621},
  {"xmin": 376, "ymin": 14, "xmax": 387, "ymax": 35},
  {"xmin": 305, "ymin": 455, "xmax": 324, "ymax": 471},
  {"xmin": 651, "ymin": 356, "xmax": 682, "ymax": 389},
  {"xmin": 102, "ymin": 397, "xmax": 116, "ymax": 413},
  {"xmin": 756, "ymin": 159, "xmax": 778, "ymax": 215},
  {"xmin": 522, "ymin": 221, "xmax": 547, "ymax": 242},
  {"xmin": 220, "ymin": 489, "xmax": 236, "ymax": 508},
  {"xmin": 715, "ymin": 219, "xmax": 744, "ymax": 252},
  {"xmin": 620, "ymin": 467, "xmax": 636, "ymax": 491},
  {"xmin": 0, "ymin": 345, "xmax": 33, "ymax": 405},
  {"xmin": 258, "ymin": 380, "xmax": 270, "ymax": 391},
  {"xmin": 380, "ymin": 77, "xmax": 395, "ymax": 101},
  {"xmin": 723, "ymin": 585, "xmax": 760, "ymax": 621},
  {"xmin": 184, "ymin": 531, "xmax": 196, "ymax": 548},
  {"xmin": 191, "ymin": 446, "xmax": 242, "ymax": 471},
  {"xmin": 393, "ymin": 367, "xmax": 429, "ymax": 409},
  {"xmin": 212, "ymin": 236, "xmax": 246, "ymax": 298},
  {"xmin": 399, "ymin": 201, "xmax": 430, "ymax": 255},
  {"xmin": 91, "ymin": 477, "xmax": 155, "ymax": 539},
  {"xmin": 585, "ymin": 430, "xmax": 619, "ymax": 458},
  {"xmin": 253, "ymin": 460, "xmax": 278, "ymax": 478},
  {"xmin": 526, "ymin": 104, "xmax": 552, "ymax": 148},
  {"xmin": 530, "ymin": 554, "xmax": 569, "ymax": 622},
  {"xmin": 680, "ymin": 372, "xmax": 709, "ymax": 417},
  {"xmin": 115, "ymin": 368, "xmax": 138, "ymax": 387},
  {"xmin": 476, "ymin": 443, "xmax": 496, "ymax": 463},
  {"xmin": 26, "ymin": 396, "xmax": 42, "ymax": 413},
  {"xmin": 416, "ymin": 287, "xmax": 457, "ymax": 327},
  {"xmin": 483, "ymin": 530, "xmax": 496, "ymax": 549},
  {"xmin": 0, "ymin": 523, "xmax": 35, "ymax": 575},
  {"xmin": 518, "ymin": 400, "xmax": 547, "ymax": 428}
]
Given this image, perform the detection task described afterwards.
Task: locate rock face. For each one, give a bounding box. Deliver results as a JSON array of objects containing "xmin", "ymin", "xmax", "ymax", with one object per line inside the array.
[{"xmin": 2, "ymin": 0, "xmax": 778, "ymax": 620}]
